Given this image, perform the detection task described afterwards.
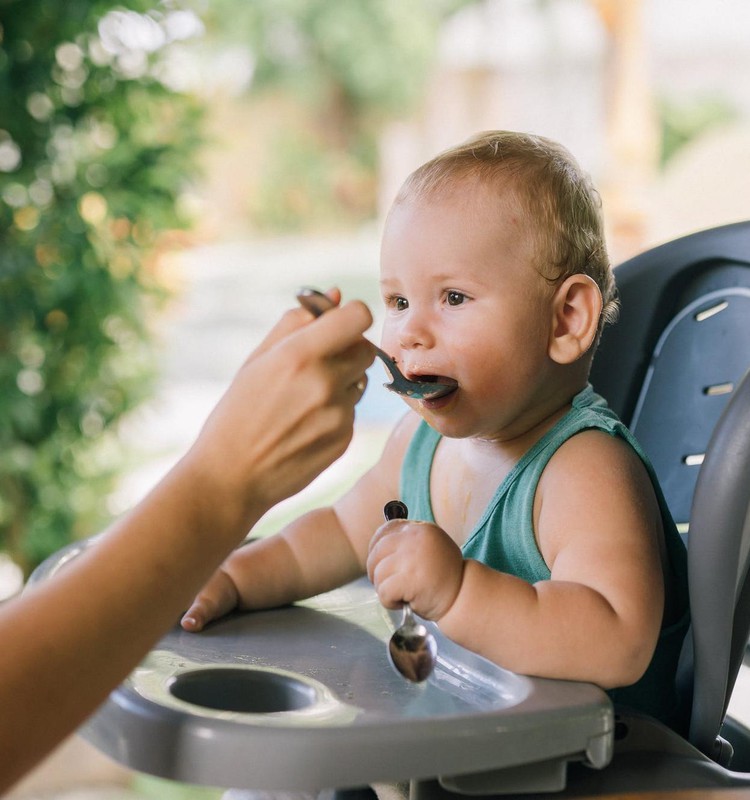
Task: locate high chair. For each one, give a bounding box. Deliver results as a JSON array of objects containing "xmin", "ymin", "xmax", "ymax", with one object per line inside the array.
[{"xmin": 545, "ymin": 220, "xmax": 750, "ymax": 795}]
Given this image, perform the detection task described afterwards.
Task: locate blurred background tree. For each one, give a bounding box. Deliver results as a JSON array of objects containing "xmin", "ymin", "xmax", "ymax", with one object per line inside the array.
[
  {"xmin": 193, "ymin": 0, "xmax": 471, "ymax": 231},
  {"xmin": 0, "ymin": 0, "xmax": 203, "ymax": 576},
  {"xmin": 0, "ymin": 0, "xmax": 467, "ymax": 580}
]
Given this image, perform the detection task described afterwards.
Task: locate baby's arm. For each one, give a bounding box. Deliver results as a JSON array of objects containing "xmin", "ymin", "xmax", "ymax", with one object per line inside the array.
[
  {"xmin": 369, "ymin": 430, "xmax": 667, "ymax": 689},
  {"xmin": 182, "ymin": 411, "xmax": 420, "ymax": 631},
  {"xmin": 182, "ymin": 505, "xmax": 369, "ymax": 631}
]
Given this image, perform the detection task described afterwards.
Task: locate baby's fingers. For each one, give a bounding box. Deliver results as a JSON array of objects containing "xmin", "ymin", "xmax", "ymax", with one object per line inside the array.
[
  {"xmin": 181, "ymin": 600, "xmax": 210, "ymax": 632},
  {"xmin": 180, "ymin": 569, "xmax": 239, "ymax": 632},
  {"xmin": 181, "ymin": 594, "xmax": 232, "ymax": 632},
  {"xmin": 367, "ymin": 524, "xmax": 397, "ymax": 583},
  {"xmin": 371, "ymin": 570, "xmax": 408, "ymax": 611}
]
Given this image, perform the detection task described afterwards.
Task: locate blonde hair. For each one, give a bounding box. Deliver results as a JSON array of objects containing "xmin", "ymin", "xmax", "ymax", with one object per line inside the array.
[{"xmin": 395, "ymin": 131, "xmax": 619, "ymax": 331}]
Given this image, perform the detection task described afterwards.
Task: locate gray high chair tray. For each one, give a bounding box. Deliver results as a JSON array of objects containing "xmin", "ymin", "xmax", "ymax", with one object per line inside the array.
[{"xmin": 33, "ymin": 540, "xmax": 613, "ymax": 795}]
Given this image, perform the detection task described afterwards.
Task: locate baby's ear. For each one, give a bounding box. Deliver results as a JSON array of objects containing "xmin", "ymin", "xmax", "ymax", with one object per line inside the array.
[{"xmin": 548, "ymin": 274, "xmax": 603, "ymax": 365}]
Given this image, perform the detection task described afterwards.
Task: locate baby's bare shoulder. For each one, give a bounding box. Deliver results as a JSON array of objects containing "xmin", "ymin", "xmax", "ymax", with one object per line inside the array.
[
  {"xmin": 536, "ymin": 429, "xmax": 663, "ymax": 569},
  {"xmin": 544, "ymin": 428, "xmax": 650, "ymax": 490}
]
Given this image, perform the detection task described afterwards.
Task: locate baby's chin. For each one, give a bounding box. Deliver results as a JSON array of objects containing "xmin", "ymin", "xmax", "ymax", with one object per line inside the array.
[{"xmin": 409, "ymin": 388, "xmax": 462, "ymax": 427}]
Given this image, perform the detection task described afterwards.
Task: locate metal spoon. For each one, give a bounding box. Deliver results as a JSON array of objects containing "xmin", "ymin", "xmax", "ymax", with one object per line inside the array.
[
  {"xmin": 382, "ymin": 500, "xmax": 438, "ymax": 683},
  {"xmin": 296, "ymin": 288, "xmax": 457, "ymax": 401}
]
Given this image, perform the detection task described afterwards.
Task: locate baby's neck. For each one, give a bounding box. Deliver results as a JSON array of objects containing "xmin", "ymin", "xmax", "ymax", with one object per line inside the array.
[
  {"xmin": 473, "ymin": 401, "xmax": 571, "ymax": 461},
  {"xmin": 429, "ymin": 387, "xmax": 582, "ymax": 542},
  {"xmin": 470, "ymin": 372, "xmax": 589, "ymax": 458}
]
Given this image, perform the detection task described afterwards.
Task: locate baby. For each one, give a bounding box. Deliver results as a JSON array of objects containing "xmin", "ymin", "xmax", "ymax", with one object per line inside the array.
[{"xmin": 183, "ymin": 130, "xmax": 689, "ymax": 733}]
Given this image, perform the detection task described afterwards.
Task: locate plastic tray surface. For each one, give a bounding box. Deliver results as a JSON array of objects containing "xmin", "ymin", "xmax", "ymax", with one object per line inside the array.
[{"xmin": 32, "ymin": 538, "xmax": 614, "ymax": 794}]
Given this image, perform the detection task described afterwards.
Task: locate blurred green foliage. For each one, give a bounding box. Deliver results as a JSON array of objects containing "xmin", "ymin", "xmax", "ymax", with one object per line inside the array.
[
  {"xmin": 0, "ymin": 0, "xmax": 203, "ymax": 575},
  {"xmin": 659, "ymin": 94, "xmax": 738, "ymax": 167},
  {"xmin": 195, "ymin": 0, "xmax": 472, "ymax": 231},
  {"xmin": 202, "ymin": 0, "xmax": 464, "ymax": 115},
  {"xmin": 0, "ymin": 0, "xmax": 467, "ymax": 575}
]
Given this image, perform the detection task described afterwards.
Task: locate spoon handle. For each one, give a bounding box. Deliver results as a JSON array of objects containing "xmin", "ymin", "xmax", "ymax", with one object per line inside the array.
[
  {"xmin": 383, "ymin": 500, "xmax": 408, "ymax": 521},
  {"xmin": 297, "ymin": 286, "xmax": 335, "ymax": 318},
  {"xmin": 383, "ymin": 501, "xmax": 411, "ymax": 622}
]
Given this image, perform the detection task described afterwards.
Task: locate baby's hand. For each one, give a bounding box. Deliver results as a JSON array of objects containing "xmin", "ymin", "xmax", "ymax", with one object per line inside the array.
[
  {"xmin": 181, "ymin": 567, "xmax": 240, "ymax": 632},
  {"xmin": 366, "ymin": 520, "xmax": 464, "ymax": 621}
]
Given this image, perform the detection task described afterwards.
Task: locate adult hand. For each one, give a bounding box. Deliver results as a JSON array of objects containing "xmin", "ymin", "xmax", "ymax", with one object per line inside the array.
[
  {"xmin": 184, "ymin": 296, "xmax": 374, "ymax": 531},
  {"xmin": 367, "ymin": 519, "xmax": 465, "ymax": 621}
]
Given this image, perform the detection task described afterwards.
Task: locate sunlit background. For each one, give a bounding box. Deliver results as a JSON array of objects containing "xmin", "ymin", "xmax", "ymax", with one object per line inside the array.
[{"xmin": 2, "ymin": 0, "xmax": 750, "ymax": 797}]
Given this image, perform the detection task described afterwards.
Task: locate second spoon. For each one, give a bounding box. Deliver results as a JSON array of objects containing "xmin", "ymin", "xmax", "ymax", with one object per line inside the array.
[{"xmin": 382, "ymin": 500, "xmax": 438, "ymax": 683}]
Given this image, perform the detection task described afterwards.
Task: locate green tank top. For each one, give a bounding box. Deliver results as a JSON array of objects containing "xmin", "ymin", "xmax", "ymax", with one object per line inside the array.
[{"xmin": 400, "ymin": 384, "xmax": 690, "ymax": 732}]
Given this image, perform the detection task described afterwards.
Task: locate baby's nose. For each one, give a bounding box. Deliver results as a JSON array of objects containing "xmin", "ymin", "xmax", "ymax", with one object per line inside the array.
[{"xmin": 396, "ymin": 308, "xmax": 437, "ymax": 351}]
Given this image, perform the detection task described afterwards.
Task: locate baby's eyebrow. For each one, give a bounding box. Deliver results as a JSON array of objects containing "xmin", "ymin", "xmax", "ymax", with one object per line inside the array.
[{"xmin": 382, "ymin": 271, "xmax": 460, "ymax": 287}]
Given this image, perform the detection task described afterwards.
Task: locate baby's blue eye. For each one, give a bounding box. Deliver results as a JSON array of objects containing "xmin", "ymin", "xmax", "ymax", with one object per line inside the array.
[{"xmin": 446, "ymin": 291, "xmax": 466, "ymax": 306}]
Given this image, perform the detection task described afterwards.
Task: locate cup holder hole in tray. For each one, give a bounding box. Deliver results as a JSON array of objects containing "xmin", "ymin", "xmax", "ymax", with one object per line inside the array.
[{"xmin": 168, "ymin": 668, "xmax": 318, "ymax": 713}]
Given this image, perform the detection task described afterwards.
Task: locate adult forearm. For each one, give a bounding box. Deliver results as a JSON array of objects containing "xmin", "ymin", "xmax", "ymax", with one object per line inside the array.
[
  {"xmin": 0, "ymin": 460, "xmax": 265, "ymax": 793},
  {"xmin": 0, "ymin": 298, "xmax": 374, "ymax": 792}
]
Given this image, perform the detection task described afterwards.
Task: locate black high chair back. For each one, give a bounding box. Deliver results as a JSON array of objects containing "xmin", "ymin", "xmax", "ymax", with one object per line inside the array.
[
  {"xmin": 591, "ymin": 221, "xmax": 750, "ymax": 536},
  {"xmin": 550, "ymin": 221, "xmax": 750, "ymax": 796}
]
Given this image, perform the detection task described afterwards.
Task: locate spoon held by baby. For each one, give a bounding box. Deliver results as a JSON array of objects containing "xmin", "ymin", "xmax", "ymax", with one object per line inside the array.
[{"xmin": 382, "ymin": 500, "xmax": 438, "ymax": 683}]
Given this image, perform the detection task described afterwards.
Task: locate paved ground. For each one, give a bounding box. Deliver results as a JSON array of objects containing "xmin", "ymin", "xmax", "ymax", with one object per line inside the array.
[{"xmin": 7, "ymin": 734, "xmax": 140, "ymax": 798}]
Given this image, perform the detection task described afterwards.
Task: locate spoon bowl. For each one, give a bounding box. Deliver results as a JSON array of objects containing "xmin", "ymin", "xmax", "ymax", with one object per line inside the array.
[
  {"xmin": 382, "ymin": 500, "xmax": 438, "ymax": 683},
  {"xmin": 388, "ymin": 604, "xmax": 438, "ymax": 683}
]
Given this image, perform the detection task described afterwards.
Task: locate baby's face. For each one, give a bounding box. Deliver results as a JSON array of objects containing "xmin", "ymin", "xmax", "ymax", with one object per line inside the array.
[{"xmin": 379, "ymin": 181, "xmax": 558, "ymax": 442}]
